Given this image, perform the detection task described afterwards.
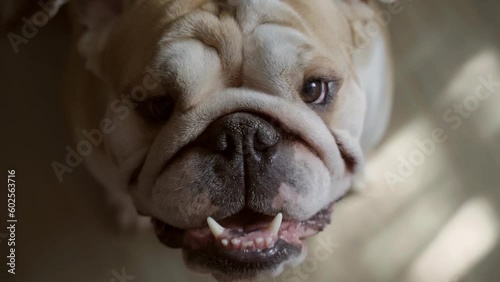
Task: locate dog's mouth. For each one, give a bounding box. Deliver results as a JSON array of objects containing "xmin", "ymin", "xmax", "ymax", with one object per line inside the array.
[{"xmin": 152, "ymin": 204, "xmax": 334, "ymax": 279}]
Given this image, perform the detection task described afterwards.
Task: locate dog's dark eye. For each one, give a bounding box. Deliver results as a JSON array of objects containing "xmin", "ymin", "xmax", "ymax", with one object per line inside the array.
[
  {"xmin": 137, "ymin": 97, "xmax": 174, "ymax": 122},
  {"xmin": 301, "ymin": 80, "xmax": 334, "ymax": 104}
]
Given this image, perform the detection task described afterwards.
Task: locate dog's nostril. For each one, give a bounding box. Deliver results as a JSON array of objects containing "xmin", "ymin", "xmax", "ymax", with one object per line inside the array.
[
  {"xmin": 254, "ymin": 128, "xmax": 279, "ymax": 152},
  {"xmin": 202, "ymin": 113, "xmax": 280, "ymax": 156}
]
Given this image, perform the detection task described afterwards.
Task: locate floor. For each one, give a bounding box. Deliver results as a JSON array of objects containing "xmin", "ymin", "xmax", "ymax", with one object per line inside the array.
[{"xmin": 1, "ymin": 0, "xmax": 499, "ymax": 282}]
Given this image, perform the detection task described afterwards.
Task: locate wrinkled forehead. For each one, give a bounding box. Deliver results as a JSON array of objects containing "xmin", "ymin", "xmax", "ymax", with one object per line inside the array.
[{"xmin": 104, "ymin": 0, "xmax": 353, "ymax": 91}]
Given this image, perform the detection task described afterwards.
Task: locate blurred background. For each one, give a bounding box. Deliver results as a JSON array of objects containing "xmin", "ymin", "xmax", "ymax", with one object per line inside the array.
[{"xmin": 1, "ymin": 0, "xmax": 499, "ymax": 281}]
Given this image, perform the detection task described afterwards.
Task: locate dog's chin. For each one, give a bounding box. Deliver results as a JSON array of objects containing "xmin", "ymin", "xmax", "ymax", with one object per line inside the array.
[{"xmin": 152, "ymin": 204, "xmax": 334, "ymax": 281}]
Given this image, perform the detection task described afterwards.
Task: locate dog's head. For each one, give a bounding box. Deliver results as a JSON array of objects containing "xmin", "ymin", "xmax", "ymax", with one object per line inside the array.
[{"xmin": 76, "ymin": 0, "xmax": 369, "ymax": 280}]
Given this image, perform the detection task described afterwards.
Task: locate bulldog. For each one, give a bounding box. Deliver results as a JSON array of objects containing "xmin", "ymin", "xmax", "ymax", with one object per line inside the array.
[{"xmin": 61, "ymin": 0, "xmax": 393, "ymax": 280}]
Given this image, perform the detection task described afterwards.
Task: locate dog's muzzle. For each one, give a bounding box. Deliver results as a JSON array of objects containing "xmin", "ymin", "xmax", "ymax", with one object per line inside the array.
[{"xmin": 146, "ymin": 112, "xmax": 337, "ymax": 280}]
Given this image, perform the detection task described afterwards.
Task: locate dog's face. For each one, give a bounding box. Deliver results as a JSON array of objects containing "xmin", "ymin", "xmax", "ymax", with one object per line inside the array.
[{"xmin": 78, "ymin": 0, "xmax": 366, "ymax": 279}]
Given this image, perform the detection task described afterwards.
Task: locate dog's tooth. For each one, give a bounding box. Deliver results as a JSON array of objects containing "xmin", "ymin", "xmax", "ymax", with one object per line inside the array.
[
  {"xmin": 255, "ymin": 237, "xmax": 264, "ymax": 245},
  {"xmin": 207, "ymin": 217, "xmax": 225, "ymax": 238},
  {"xmin": 231, "ymin": 238, "xmax": 241, "ymax": 247},
  {"xmin": 221, "ymin": 239, "xmax": 229, "ymax": 246},
  {"xmin": 267, "ymin": 213, "xmax": 283, "ymax": 236},
  {"xmin": 243, "ymin": 241, "xmax": 254, "ymax": 248},
  {"xmin": 265, "ymin": 237, "xmax": 273, "ymax": 247}
]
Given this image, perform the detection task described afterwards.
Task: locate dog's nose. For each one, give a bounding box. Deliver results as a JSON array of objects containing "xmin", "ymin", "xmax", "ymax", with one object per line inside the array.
[{"xmin": 203, "ymin": 113, "xmax": 280, "ymax": 156}]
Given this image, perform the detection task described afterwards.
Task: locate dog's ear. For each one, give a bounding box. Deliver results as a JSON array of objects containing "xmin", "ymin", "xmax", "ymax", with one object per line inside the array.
[
  {"xmin": 75, "ymin": 0, "xmax": 130, "ymax": 77},
  {"xmin": 336, "ymin": 0, "xmax": 395, "ymax": 48}
]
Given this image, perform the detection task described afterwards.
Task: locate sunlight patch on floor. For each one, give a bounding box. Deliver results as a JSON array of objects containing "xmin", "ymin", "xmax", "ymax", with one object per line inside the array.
[
  {"xmin": 403, "ymin": 196, "xmax": 499, "ymax": 282},
  {"xmin": 365, "ymin": 115, "xmax": 449, "ymax": 197},
  {"xmin": 361, "ymin": 177, "xmax": 462, "ymax": 282},
  {"xmin": 436, "ymin": 48, "xmax": 500, "ymax": 140},
  {"xmin": 438, "ymin": 48, "xmax": 499, "ymax": 104}
]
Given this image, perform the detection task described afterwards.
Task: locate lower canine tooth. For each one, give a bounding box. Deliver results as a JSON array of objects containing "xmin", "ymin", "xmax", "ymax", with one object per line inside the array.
[{"xmin": 207, "ymin": 217, "xmax": 225, "ymax": 238}]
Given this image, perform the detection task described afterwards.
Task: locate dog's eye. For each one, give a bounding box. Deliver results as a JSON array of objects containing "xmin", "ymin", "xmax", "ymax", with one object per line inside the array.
[
  {"xmin": 301, "ymin": 80, "xmax": 334, "ymax": 104},
  {"xmin": 137, "ymin": 97, "xmax": 174, "ymax": 122}
]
